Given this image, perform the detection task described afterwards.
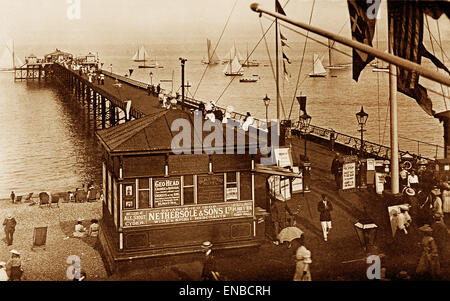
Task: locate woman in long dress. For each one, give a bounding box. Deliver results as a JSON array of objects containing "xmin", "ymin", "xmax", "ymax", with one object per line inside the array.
[
  {"xmin": 416, "ymin": 224, "xmax": 440, "ymax": 279},
  {"xmin": 292, "ymin": 236, "xmax": 312, "ymax": 281}
]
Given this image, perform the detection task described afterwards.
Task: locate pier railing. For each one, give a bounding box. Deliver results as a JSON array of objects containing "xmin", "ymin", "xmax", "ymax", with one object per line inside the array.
[
  {"xmin": 292, "ymin": 121, "xmax": 444, "ymax": 160},
  {"xmin": 98, "ymin": 68, "xmax": 444, "ymax": 160}
]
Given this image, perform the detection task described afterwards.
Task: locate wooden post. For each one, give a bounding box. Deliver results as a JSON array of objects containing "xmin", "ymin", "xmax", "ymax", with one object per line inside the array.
[
  {"xmin": 87, "ymin": 87, "xmax": 91, "ymax": 128},
  {"xmin": 110, "ymin": 103, "xmax": 116, "ymax": 126},
  {"xmin": 101, "ymin": 96, "xmax": 106, "ymax": 129},
  {"xmin": 93, "ymin": 91, "xmax": 97, "ymax": 131}
]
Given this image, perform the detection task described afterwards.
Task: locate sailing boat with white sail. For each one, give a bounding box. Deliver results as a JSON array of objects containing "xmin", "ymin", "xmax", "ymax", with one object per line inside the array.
[
  {"xmin": 309, "ymin": 53, "xmax": 327, "ymax": 77},
  {"xmin": 223, "ymin": 42, "xmax": 245, "ymax": 65},
  {"xmin": 242, "ymin": 43, "xmax": 259, "ymax": 67},
  {"xmin": 223, "ymin": 55, "xmax": 243, "ymax": 76},
  {"xmin": 325, "ymin": 39, "xmax": 351, "ymax": 70},
  {"xmin": 202, "ymin": 38, "xmax": 220, "ymax": 65},
  {"xmin": 132, "ymin": 46, "xmax": 162, "ymax": 69},
  {"xmin": 0, "ymin": 39, "xmax": 24, "ymax": 72}
]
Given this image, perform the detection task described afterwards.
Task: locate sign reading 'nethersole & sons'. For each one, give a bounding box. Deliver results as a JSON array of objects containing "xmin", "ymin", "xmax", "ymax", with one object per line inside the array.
[{"xmin": 122, "ymin": 200, "xmax": 253, "ymax": 227}]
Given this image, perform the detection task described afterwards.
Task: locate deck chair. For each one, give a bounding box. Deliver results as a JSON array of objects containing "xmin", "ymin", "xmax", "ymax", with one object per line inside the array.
[
  {"xmin": 14, "ymin": 195, "xmax": 23, "ymax": 203},
  {"xmin": 50, "ymin": 195, "xmax": 60, "ymax": 208},
  {"xmin": 24, "ymin": 193, "xmax": 34, "ymax": 203},
  {"xmin": 39, "ymin": 192, "xmax": 50, "ymax": 208}
]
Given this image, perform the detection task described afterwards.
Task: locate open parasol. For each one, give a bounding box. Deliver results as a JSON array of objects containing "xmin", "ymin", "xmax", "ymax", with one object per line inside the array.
[{"xmin": 277, "ymin": 226, "xmax": 304, "ymax": 243}]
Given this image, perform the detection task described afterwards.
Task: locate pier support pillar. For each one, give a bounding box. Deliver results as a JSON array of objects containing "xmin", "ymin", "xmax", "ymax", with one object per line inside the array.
[
  {"xmin": 87, "ymin": 87, "xmax": 91, "ymax": 128},
  {"xmin": 110, "ymin": 103, "xmax": 116, "ymax": 126},
  {"xmin": 93, "ymin": 92, "xmax": 97, "ymax": 131},
  {"xmin": 101, "ymin": 96, "xmax": 106, "ymax": 129}
]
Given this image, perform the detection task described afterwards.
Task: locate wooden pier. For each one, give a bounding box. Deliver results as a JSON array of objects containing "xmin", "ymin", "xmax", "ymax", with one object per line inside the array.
[{"xmin": 14, "ymin": 63, "xmax": 53, "ymax": 81}]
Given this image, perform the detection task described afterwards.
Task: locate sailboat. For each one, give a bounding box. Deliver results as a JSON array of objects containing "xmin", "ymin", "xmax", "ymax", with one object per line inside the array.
[
  {"xmin": 132, "ymin": 46, "xmax": 162, "ymax": 69},
  {"xmin": 241, "ymin": 43, "xmax": 259, "ymax": 67},
  {"xmin": 309, "ymin": 53, "xmax": 327, "ymax": 77},
  {"xmin": 0, "ymin": 39, "xmax": 24, "ymax": 72},
  {"xmin": 223, "ymin": 43, "xmax": 245, "ymax": 65},
  {"xmin": 202, "ymin": 38, "xmax": 220, "ymax": 65},
  {"xmin": 325, "ymin": 39, "xmax": 351, "ymax": 70},
  {"xmin": 223, "ymin": 55, "xmax": 243, "ymax": 76}
]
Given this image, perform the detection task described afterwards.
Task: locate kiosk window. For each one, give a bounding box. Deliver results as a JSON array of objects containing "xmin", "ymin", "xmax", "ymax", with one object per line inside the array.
[
  {"xmin": 182, "ymin": 175, "xmax": 195, "ymax": 205},
  {"xmin": 197, "ymin": 174, "xmax": 225, "ymax": 204},
  {"xmin": 225, "ymin": 172, "xmax": 239, "ymax": 201},
  {"xmin": 138, "ymin": 178, "xmax": 150, "ymax": 209}
]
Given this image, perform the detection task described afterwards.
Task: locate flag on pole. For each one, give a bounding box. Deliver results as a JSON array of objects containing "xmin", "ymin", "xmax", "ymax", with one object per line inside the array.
[
  {"xmin": 276, "ymin": 0, "xmax": 286, "ymax": 16},
  {"xmin": 347, "ymin": 0, "xmax": 378, "ymax": 81},
  {"xmin": 297, "ymin": 96, "xmax": 307, "ymax": 113},
  {"xmin": 281, "ymin": 40, "xmax": 290, "ymax": 48},
  {"xmin": 283, "ymin": 61, "xmax": 290, "ymax": 81},
  {"xmin": 282, "ymin": 52, "xmax": 291, "ymax": 64},
  {"xmin": 388, "ymin": 0, "xmax": 450, "ymax": 116}
]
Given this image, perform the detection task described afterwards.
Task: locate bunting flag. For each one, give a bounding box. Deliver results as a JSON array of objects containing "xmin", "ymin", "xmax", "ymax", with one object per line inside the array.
[
  {"xmin": 276, "ymin": 0, "xmax": 286, "ymax": 16},
  {"xmin": 282, "ymin": 52, "xmax": 291, "ymax": 64},
  {"xmin": 388, "ymin": 0, "xmax": 450, "ymax": 116},
  {"xmin": 283, "ymin": 61, "xmax": 290, "ymax": 81},
  {"xmin": 281, "ymin": 40, "xmax": 290, "ymax": 48},
  {"xmin": 347, "ymin": 0, "xmax": 378, "ymax": 81},
  {"xmin": 297, "ymin": 96, "xmax": 307, "ymax": 113}
]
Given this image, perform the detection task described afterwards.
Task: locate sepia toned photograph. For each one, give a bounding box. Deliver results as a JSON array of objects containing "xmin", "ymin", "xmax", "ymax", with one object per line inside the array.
[{"xmin": 0, "ymin": 0, "xmax": 449, "ymax": 289}]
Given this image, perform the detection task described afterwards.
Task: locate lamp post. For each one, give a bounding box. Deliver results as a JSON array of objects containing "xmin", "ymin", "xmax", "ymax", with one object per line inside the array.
[
  {"xmin": 299, "ymin": 111, "xmax": 312, "ymax": 162},
  {"xmin": 356, "ymin": 106, "xmax": 368, "ymax": 189},
  {"xmin": 109, "ymin": 64, "xmax": 112, "ymax": 74},
  {"xmin": 149, "ymin": 72, "xmax": 153, "ymax": 86},
  {"xmin": 353, "ymin": 216, "xmax": 378, "ymax": 254},
  {"xmin": 263, "ymin": 94, "xmax": 270, "ymax": 122},
  {"xmin": 356, "ymin": 106, "xmax": 368, "ymax": 158},
  {"xmin": 179, "ymin": 57, "xmax": 187, "ymax": 110}
]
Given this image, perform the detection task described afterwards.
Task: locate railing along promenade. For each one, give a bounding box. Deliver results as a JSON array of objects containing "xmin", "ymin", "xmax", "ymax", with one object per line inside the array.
[{"xmin": 66, "ymin": 66, "xmax": 444, "ymax": 160}]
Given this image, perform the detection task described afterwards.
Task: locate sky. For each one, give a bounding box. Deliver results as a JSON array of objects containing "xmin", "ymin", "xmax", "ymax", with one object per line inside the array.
[
  {"xmin": 0, "ymin": 0, "xmax": 389, "ymax": 47},
  {"xmin": 0, "ymin": 0, "xmax": 447, "ymax": 52}
]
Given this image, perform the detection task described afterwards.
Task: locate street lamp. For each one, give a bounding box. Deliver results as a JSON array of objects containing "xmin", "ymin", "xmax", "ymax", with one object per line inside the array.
[
  {"xmin": 353, "ymin": 217, "xmax": 378, "ymax": 254},
  {"xmin": 263, "ymin": 94, "xmax": 270, "ymax": 122},
  {"xmin": 356, "ymin": 106, "xmax": 368, "ymax": 158},
  {"xmin": 299, "ymin": 111, "xmax": 312, "ymax": 161},
  {"xmin": 109, "ymin": 64, "xmax": 113, "ymax": 74},
  {"xmin": 179, "ymin": 57, "xmax": 187, "ymax": 110}
]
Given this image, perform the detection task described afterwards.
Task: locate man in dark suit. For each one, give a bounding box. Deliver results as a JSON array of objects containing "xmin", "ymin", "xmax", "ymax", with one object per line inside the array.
[{"xmin": 317, "ymin": 194, "xmax": 333, "ymax": 241}]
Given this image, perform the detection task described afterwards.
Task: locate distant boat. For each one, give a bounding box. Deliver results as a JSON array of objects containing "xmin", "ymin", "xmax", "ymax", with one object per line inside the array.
[
  {"xmin": 202, "ymin": 38, "xmax": 220, "ymax": 65},
  {"xmin": 309, "ymin": 53, "xmax": 327, "ymax": 77},
  {"xmin": 0, "ymin": 39, "xmax": 24, "ymax": 72},
  {"xmin": 371, "ymin": 51, "xmax": 389, "ymax": 72},
  {"xmin": 224, "ymin": 55, "xmax": 243, "ymax": 76},
  {"xmin": 132, "ymin": 46, "xmax": 162, "ymax": 68},
  {"xmin": 222, "ymin": 42, "xmax": 245, "ymax": 65},
  {"xmin": 241, "ymin": 43, "xmax": 259, "ymax": 67},
  {"xmin": 240, "ymin": 74, "xmax": 259, "ymax": 82},
  {"xmin": 325, "ymin": 39, "xmax": 351, "ymax": 70}
]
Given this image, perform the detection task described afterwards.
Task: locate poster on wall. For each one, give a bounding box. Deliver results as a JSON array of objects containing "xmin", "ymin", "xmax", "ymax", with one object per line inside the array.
[
  {"xmin": 123, "ymin": 183, "xmax": 135, "ymax": 209},
  {"xmin": 226, "ymin": 186, "xmax": 238, "ymax": 201},
  {"xmin": 342, "ymin": 162, "xmax": 356, "ymax": 190},
  {"xmin": 366, "ymin": 158, "xmax": 376, "ymax": 171},
  {"xmin": 153, "ymin": 177, "xmax": 181, "ymax": 208},
  {"xmin": 375, "ymin": 173, "xmax": 386, "ymax": 194},
  {"xmin": 197, "ymin": 174, "xmax": 224, "ymax": 204},
  {"xmin": 274, "ymin": 148, "xmax": 293, "ymax": 168}
]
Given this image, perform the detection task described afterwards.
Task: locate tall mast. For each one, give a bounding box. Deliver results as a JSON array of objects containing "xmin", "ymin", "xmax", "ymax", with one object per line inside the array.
[
  {"xmin": 275, "ymin": 0, "xmax": 280, "ymax": 121},
  {"xmin": 12, "ymin": 40, "xmax": 15, "ymax": 69},
  {"xmin": 388, "ymin": 9, "xmax": 399, "ymax": 194},
  {"xmin": 328, "ymin": 40, "xmax": 332, "ymax": 67}
]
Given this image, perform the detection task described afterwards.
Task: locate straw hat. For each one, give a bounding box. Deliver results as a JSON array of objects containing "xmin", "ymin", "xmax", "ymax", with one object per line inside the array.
[
  {"xmin": 6, "ymin": 214, "xmax": 12, "ymax": 219},
  {"xmin": 390, "ymin": 208, "xmax": 398, "ymax": 216},
  {"xmin": 201, "ymin": 241, "xmax": 213, "ymax": 249},
  {"xmin": 10, "ymin": 249, "xmax": 20, "ymax": 255},
  {"xmin": 431, "ymin": 187, "xmax": 441, "ymax": 195},
  {"xmin": 399, "ymin": 204, "xmax": 410, "ymax": 211},
  {"xmin": 405, "ymin": 188, "xmax": 415, "ymax": 196},
  {"xmin": 418, "ymin": 224, "xmax": 433, "ymax": 232},
  {"xmin": 77, "ymin": 218, "xmax": 84, "ymax": 222},
  {"xmin": 0, "ymin": 262, "xmax": 5, "ymax": 267}
]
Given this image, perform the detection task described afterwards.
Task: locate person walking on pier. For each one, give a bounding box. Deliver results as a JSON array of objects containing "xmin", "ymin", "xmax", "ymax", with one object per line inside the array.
[
  {"xmin": 3, "ymin": 214, "xmax": 17, "ymax": 246},
  {"xmin": 201, "ymin": 241, "xmax": 220, "ymax": 281},
  {"xmin": 156, "ymin": 84, "xmax": 161, "ymax": 95},
  {"xmin": 416, "ymin": 225, "xmax": 441, "ymax": 280},
  {"xmin": 147, "ymin": 84, "xmax": 151, "ymax": 96},
  {"xmin": 10, "ymin": 191, "xmax": 15, "ymax": 204},
  {"xmin": 330, "ymin": 154, "xmax": 341, "ymax": 189},
  {"xmin": 6, "ymin": 250, "xmax": 23, "ymax": 281},
  {"xmin": 292, "ymin": 235, "xmax": 312, "ymax": 281},
  {"xmin": 317, "ymin": 194, "xmax": 333, "ymax": 242},
  {"xmin": 100, "ymin": 74, "xmax": 105, "ymax": 85}
]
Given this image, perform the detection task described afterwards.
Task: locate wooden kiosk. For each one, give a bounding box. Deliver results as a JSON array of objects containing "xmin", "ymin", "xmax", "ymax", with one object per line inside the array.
[{"xmin": 95, "ymin": 109, "xmax": 264, "ymax": 273}]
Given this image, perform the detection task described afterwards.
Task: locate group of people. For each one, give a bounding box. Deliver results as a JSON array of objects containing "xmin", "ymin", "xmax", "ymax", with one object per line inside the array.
[
  {"xmin": 0, "ymin": 250, "xmax": 23, "ymax": 281},
  {"xmin": 68, "ymin": 183, "xmax": 102, "ymax": 203},
  {"xmin": 73, "ymin": 218, "xmax": 99, "ymax": 238}
]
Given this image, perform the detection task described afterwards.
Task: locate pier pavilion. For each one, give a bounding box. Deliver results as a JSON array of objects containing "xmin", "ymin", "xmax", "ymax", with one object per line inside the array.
[{"xmin": 95, "ymin": 109, "xmax": 269, "ymax": 273}]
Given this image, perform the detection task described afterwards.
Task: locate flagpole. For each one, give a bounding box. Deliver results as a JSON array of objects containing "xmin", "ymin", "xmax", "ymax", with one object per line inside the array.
[
  {"xmin": 275, "ymin": 0, "xmax": 280, "ymax": 122},
  {"xmin": 250, "ymin": 3, "xmax": 450, "ymax": 87},
  {"xmin": 388, "ymin": 10, "xmax": 399, "ymax": 194}
]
